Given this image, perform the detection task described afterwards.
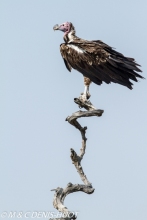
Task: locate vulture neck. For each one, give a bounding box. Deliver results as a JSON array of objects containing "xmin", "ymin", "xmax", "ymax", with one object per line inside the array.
[{"xmin": 64, "ymin": 29, "xmax": 77, "ymax": 43}]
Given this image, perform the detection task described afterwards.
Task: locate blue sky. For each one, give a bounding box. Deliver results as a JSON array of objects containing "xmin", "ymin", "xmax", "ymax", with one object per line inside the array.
[{"xmin": 0, "ymin": 1, "xmax": 147, "ymax": 220}]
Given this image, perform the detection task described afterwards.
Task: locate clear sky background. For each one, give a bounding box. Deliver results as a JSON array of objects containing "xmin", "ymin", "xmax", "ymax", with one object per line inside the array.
[{"xmin": 0, "ymin": 0, "xmax": 147, "ymax": 220}]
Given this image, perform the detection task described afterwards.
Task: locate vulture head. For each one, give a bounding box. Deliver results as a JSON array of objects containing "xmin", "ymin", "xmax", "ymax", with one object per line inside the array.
[{"xmin": 53, "ymin": 22, "xmax": 75, "ymax": 36}]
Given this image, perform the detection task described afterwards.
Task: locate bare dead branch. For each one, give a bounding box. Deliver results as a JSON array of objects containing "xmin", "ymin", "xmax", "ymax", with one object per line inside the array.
[
  {"xmin": 51, "ymin": 97, "xmax": 104, "ymax": 219},
  {"xmin": 74, "ymin": 97, "xmax": 97, "ymax": 111}
]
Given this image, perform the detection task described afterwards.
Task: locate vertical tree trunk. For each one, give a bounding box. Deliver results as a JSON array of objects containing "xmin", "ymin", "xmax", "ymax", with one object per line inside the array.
[{"xmin": 51, "ymin": 98, "xmax": 104, "ymax": 219}]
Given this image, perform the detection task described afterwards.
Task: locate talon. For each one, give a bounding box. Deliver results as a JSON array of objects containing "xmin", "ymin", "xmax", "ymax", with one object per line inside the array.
[
  {"xmin": 79, "ymin": 93, "xmax": 88, "ymax": 102},
  {"xmin": 86, "ymin": 91, "xmax": 91, "ymax": 99},
  {"xmin": 79, "ymin": 91, "xmax": 91, "ymax": 102}
]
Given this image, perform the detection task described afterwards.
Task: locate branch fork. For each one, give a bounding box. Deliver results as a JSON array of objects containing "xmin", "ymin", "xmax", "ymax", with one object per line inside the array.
[{"xmin": 51, "ymin": 97, "xmax": 104, "ymax": 219}]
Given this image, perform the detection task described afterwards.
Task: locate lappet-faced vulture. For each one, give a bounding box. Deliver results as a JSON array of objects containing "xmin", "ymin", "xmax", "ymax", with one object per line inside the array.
[{"xmin": 53, "ymin": 22, "xmax": 143, "ymax": 101}]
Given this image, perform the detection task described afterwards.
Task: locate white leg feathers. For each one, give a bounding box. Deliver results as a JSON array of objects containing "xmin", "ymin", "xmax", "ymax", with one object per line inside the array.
[{"xmin": 80, "ymin": 77, "xmax": 91, "ymax": 102}]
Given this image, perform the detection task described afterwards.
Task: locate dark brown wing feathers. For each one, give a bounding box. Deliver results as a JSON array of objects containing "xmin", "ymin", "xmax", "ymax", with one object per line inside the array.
[{"xmin": 60, "ymin": 39, "xmax": 143, "ymax": 89}]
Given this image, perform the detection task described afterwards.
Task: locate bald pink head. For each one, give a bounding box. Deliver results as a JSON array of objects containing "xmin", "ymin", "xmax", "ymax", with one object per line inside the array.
[{"xmin": 53, "ymin": 22, "xmax": 71, "ymax": 35}]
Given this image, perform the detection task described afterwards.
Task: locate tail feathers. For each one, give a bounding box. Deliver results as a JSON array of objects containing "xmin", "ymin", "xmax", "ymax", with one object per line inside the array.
[{"xmin": 106, "ymin": 54, "xmax": 144, "ymax": 89}]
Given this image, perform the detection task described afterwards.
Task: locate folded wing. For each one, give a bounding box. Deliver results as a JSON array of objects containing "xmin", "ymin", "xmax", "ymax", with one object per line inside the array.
[{"xmin": 60, "ymin": 40, "xmax": 143, "ymax": 89}]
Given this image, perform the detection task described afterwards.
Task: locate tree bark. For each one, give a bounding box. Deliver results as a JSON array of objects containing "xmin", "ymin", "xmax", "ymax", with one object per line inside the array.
[{"xmin": 51, "ymin": 98, "xmax": 104, "ymax": 219}]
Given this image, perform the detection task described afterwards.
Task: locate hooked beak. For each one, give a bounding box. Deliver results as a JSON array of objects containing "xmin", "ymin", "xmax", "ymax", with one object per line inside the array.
[
  {"xmin": 50, "ymin": 189, "xmax": 56, "ymax": 191},
  {"xmin": 53, "ymin": 24, "xmax": 60, "ymax": 30}
]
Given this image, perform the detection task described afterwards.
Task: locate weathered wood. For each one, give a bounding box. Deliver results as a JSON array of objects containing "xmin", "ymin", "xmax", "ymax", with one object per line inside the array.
[
  {"xmin": 74, "ymin": 97, "xmax": 97, "ymax": 111},
  {"xmin": 51, "ymin": 183, "xmax": 94, "ymax": 219},
  {"xmin": 51, "ymin": 97, "xmax": 104, "ymax": 219}
]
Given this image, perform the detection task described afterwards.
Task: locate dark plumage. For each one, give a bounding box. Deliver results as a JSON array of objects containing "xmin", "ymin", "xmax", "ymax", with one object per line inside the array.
[{"xmin": 53, "ymin": 22, "xmax": 144, "ymax": 96}]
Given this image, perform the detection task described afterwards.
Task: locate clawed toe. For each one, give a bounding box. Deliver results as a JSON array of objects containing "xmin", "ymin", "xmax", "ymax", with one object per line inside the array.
[
  {"xmin": 80, "ymin": 93, "xmax": 88, "ymax": 102},
  {"xmin": 86, "ymin": 92, "xmax": 91, "ymax": 100}
]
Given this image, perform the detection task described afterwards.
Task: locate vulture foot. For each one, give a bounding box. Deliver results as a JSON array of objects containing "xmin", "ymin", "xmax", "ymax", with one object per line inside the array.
[
  {"xmin": 80, "ymin": 92, "xmax": 91, "ymax": 102},
  {"xmin": 86, "ymin": 91, "xmax": 91, "ymax": 99},
  {"xmin": 80, "ymin": 93, "xmax": 88, "ymax": 102}
]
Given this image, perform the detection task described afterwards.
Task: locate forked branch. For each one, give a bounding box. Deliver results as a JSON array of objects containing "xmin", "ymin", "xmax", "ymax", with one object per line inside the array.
[{"xmin": 51, "ymin": 98, "xmax": 104, "ymax": 219}]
